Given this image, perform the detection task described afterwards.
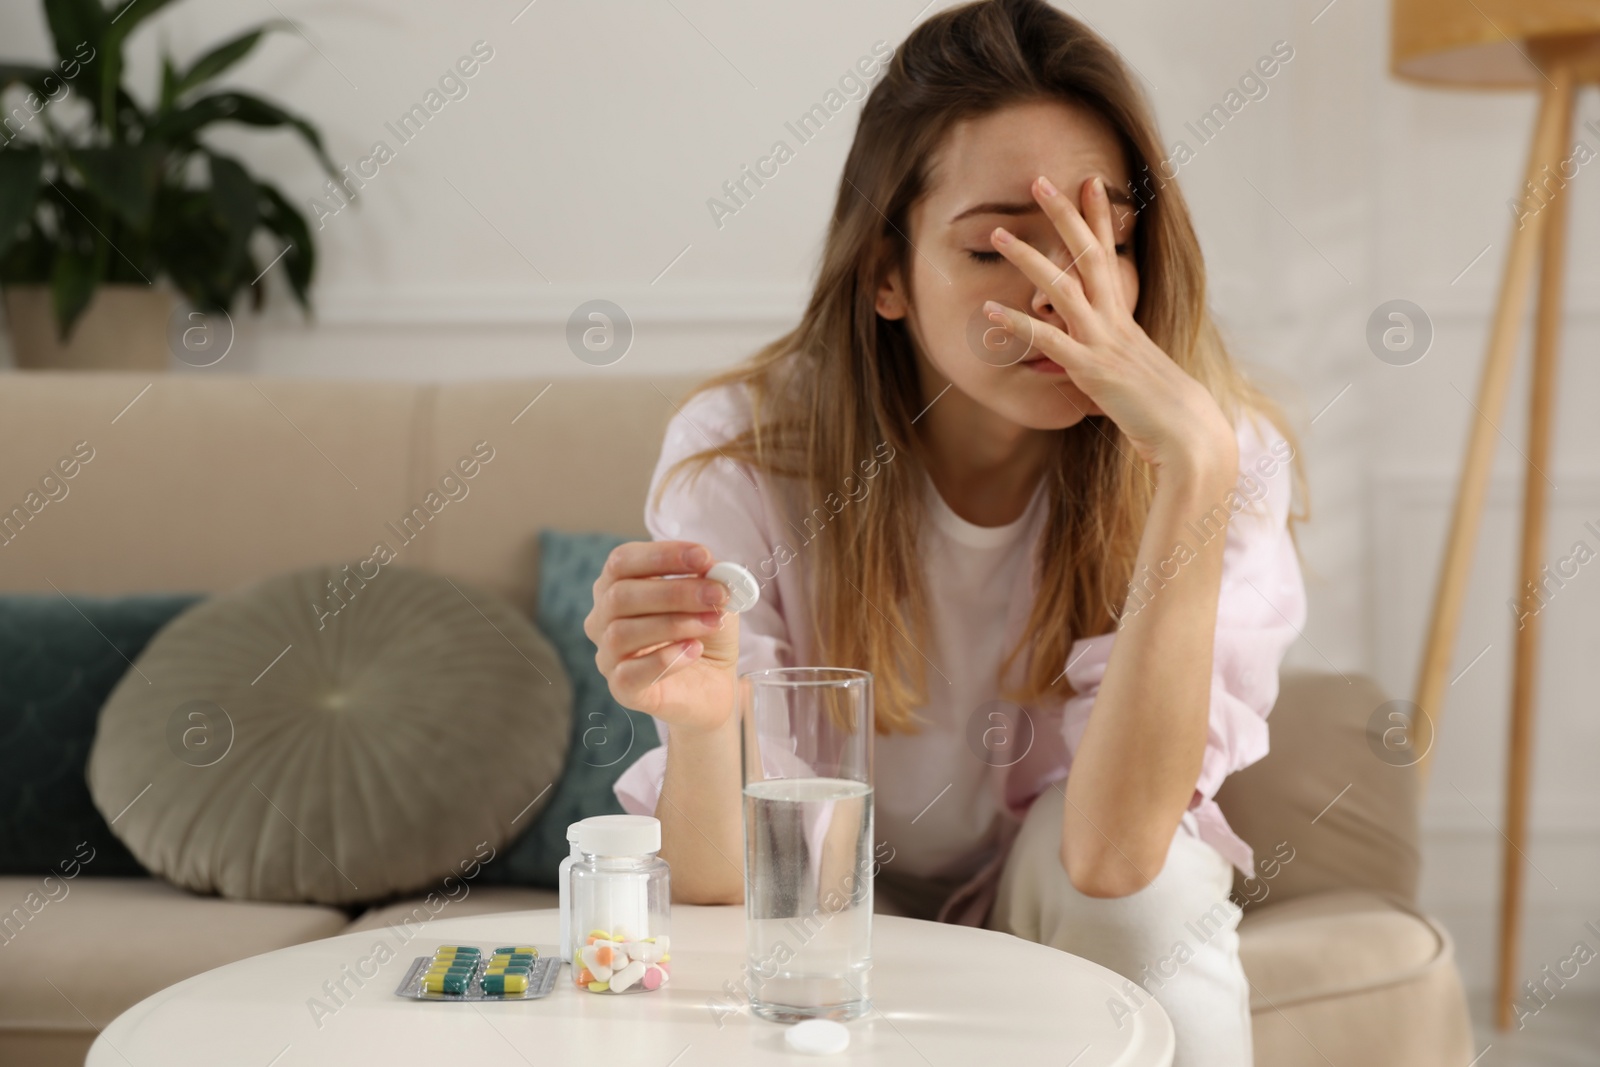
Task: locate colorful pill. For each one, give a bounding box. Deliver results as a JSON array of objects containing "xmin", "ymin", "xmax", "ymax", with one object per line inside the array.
[
  {"xmin": 424, "ymin": 972, "xmax": 470, "ymax": 994},
  {"xmin": 587, "ymin": 980, "xmax": 609, "ymax": 992},
  {"xmin": 492, "ymin": 946, "xmax": 537, "ymax": 955},
  {"xmin": 580, "ymin": 945, "xmax": 614, "ymax": 981},
  {"xmin": 483, "ymin": 973, "xmax": 529, "ymax": 994}
]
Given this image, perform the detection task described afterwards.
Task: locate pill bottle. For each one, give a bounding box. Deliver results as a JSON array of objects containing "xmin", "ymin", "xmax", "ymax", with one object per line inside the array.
[
  {"xmin": 569, "ymin": 815, "xmax": 671, "ymax": 994},
  {"xmin": 557, "ymin": 820, "xmax": 586, "ymax": 965}
]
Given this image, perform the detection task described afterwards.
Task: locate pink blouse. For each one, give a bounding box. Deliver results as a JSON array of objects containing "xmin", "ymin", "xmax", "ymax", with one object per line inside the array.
[{"xmin": 613, "ymin": 380, "xmax": 1306, "ymax": 926}]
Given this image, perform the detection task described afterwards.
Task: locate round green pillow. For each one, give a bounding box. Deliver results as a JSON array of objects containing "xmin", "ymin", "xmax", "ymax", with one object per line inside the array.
[{"xmin": 87, "ymin": 564, "xmax": 570, "ymax": 904}]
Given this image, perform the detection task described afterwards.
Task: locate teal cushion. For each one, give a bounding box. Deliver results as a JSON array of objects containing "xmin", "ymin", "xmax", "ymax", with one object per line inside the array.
[
  {"xmin": 478, "ymin": 530, "xmax": 660, "ymax": 887},
  {"xmin": 0, "ymin": 593, "xmax": 201, "ymax": 875}
]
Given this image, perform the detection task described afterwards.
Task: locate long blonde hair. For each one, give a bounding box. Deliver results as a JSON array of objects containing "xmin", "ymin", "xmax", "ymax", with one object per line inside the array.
[{"xmin": 652, "ymin": 0, "xmax": 1309, "ymax": 734}]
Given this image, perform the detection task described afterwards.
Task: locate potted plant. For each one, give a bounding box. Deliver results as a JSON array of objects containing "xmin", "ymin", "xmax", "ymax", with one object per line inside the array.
[{"xmin": 0, "ymin": 0, "xmax": 337, "ymax": 370}]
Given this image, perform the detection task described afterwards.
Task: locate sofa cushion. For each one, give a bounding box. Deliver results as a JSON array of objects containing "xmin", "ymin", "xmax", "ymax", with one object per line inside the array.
[
  {"xmin": 0, "ymin": 592, "xmax": 200, "ymax": 877},
  {"xmin": 1242, "ymin": 891, "xmax": 1473, "ymax": 1066},
  {"xmin": 1215, "ymin": 669, "xmax": 1420, "ymax": 909},
  {"xmin": 345, "ymin": 885, "xmax": 561, "ymax": 935},
  {"xmin": 475, "ymin": 530, "xmax": 661, "ymax": 888},
  {"xmin": 87, "ymin": 565, "xmax": 571, "ymax": 904},
  {"xmin": 0, "ymin": 876, "xmax": 348, "ymax": 1032},
  {"xmin": 1239, "ymin": 890, "xmax": 1450, "ymax": 1009}
]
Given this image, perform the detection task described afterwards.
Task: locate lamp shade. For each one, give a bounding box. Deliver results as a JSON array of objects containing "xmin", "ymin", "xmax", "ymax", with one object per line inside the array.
[{"xmin": 1391, "ymin": 0, "xmax": 1600, "ymax": 88}]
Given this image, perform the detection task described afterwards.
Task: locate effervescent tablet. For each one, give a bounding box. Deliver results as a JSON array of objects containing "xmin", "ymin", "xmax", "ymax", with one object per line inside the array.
[
  {"xmin": 706, "ymin": 561, "xmax": 761, "ymax": 613},
  {"xmin": 785, "ymin": 1018, "xmax": 850, "ymax": 1055}
]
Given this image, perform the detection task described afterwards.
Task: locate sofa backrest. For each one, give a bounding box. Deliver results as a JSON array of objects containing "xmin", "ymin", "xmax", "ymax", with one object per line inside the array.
[
  {"xmin": 0, "ymin": 373, "xmax": 703, "ymax": 613},
  {"xmin": 1215, "ymin": 668, "xmax": 1422, "ymax": 909},
  {"xmin": 1, "ymin": 374, "xmax": 1415, "ymax": 906}
]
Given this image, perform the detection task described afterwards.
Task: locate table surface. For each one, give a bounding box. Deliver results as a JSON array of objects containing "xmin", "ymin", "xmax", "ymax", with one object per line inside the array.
[{"xmin": 90, "ymin": 905, "xmax": 1173, "ymax": 1066}]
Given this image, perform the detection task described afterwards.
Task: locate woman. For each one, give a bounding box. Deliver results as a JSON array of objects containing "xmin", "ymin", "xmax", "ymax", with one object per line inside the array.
[{"xmin": 586, "ymin": 1, "xmax": 1309, "ymax": 1062}]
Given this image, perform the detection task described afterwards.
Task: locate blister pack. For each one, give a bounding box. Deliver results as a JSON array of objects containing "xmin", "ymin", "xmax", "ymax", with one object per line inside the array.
[{"xmin": 393, "ymin": 944, "xmax": 561, "ymax": 1002}]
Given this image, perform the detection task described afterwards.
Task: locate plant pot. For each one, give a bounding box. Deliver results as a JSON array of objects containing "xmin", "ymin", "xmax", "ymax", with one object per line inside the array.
[{"xmin": 4, "ymin": 284, "xmax": 178, "ymax": 371}]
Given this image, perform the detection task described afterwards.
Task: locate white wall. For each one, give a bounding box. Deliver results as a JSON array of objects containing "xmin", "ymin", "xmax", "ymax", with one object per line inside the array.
[{"xmin": 3, "ymin": 0, "xmax": 1597, "ymax": 995}]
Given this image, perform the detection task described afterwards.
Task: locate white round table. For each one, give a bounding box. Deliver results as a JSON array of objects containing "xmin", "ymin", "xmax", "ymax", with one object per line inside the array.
[{"xmin": 90, "ymin": 905, "xmax": 1173, "ymax": 1065}]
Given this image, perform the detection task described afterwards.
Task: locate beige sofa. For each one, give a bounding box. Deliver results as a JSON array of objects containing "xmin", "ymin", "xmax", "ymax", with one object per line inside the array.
[{"xmin": 0, "ymin": 373, "xmax": 1472, "ymax": 1065}]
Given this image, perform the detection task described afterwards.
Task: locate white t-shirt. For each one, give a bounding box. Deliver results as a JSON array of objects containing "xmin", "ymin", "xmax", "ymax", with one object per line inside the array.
[{"xmin": 872, "ymin": 468, "xmax": 1048, "ymax": 878}]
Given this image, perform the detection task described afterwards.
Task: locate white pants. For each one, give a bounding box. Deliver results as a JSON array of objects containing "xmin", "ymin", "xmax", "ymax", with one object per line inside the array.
[{"xmin": 985, "ymin": 793, "xmax": 1253, "ymax": 1067}]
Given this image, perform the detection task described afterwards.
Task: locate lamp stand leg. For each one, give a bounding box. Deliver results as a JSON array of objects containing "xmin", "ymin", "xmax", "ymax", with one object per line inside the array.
[
  {"xmin": 1495, "ymin": 75, "xmax": 1577, "ymax": 1033},
  {"xmin": 1413, "ymin": 63, "xmax": 1576, "ymax": 783}
]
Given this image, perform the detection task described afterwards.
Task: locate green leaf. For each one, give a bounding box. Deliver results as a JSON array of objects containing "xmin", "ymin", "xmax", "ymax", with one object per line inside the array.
[
  {"xmin": 205, "ymin": 150, "xmax": 256, "ymax": 277},
  {"xmin": 0, "ymin": 64, "xmax": 61, "ymax": 101},
  {"xmin": 66, "ymin": 144, "xmax": 164, "ymax": 228},
  {"xmin": 41, "ymin": 0, "xmax": 106, "ymax": 68},
  {"xmin": 145, "ymin": 91, "xmax": 338, "ymax": 178},
  {"xmin": 256, "ymin": 182, "xmax": 313, "ymax": 312},
  {"xmin": 41, "ymin": 0, "xmax": 106, "ymax": 120},
  {"xmin": 170, "ymin": 22, "xmax": 289, "ymax": 100},
  {"xmin": 50, "ymin": 239, "xmax": 101, "ymax": 342},
  {"xmin": 106, "ymin": 0, "xmax": 187, "ymax": 34},
  {"xmin": 159, "ymin": 54, "xmax": 178, "ymax": 112},
  {"xmin": 0, "ymin": 147, "xmax": 44, "ymax": 259},
  {"xmin": 100, "ymin": 0, "xmax": 187, "ymax": 128}
]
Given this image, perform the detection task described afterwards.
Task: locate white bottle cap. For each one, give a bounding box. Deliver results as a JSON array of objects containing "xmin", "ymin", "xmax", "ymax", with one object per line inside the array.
[
  {"xmin": 785, "ymin": 1018, "xmax": 850, "ymax": 1055},
  {"xmin": 707, "ymin": 560, "xmax": 761, "ymax": 613},
  {"xmin": 576, "ymin": 814, "xmax": 661, "ymax": 856}
]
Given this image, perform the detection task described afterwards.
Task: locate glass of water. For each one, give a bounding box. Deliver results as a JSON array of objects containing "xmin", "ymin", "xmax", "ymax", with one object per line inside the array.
[{"xmin": 738, "ymin": 667, "xmax": 874, "ymax": 1023}]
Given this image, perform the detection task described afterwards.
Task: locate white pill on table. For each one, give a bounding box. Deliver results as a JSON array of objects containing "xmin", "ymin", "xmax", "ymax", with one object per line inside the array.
[
  {"xmin": 784, "ymin": 1019, "xmax": 850, "ymax": 1055},
  {"xmin": 706, "ymin": 561, "xmax": 761, "ymax": 613}
]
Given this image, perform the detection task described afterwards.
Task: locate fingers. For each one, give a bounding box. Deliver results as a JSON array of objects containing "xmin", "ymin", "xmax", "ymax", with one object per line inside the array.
[
  {"xmin": 595, "ymin": 610, "xmax": 723, "ymax": 676},
  {"xmin": 991, "ymin": 223, "xmax": 1096, "ymax": 339},
  {"xmin": 602, "ymin": 572, "xmax": 728, "ymax": 623},
  {"xmin": 984, "ymin": 299, "xmax": 1089, "ymax": 379},
  {"xmin": 1033, "ymin": 173, "xmax": 1118, "ymax": 309},
  {"xmin": 1079, "ymin": 176, "xmax": 1131, "ymax": 316},
  {"xmin": 585, "ymin": 538, "xmax": 732, "ymax": 673},
  {"xmin": 988, "ymin": 173, "xmax": 1118, "ymax": 318},
  {"xmin": 599, "ymin": 540, "xmax": 709, "ymax": 583},
  {"xmin": 610, "ymin": 638, "xmax": 702, "ymax": 698}
]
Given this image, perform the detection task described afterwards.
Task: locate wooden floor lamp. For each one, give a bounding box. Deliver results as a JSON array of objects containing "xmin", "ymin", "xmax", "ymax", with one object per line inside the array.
[{"xmin": 1390, "ymin": 0, "xmax": 1600, "ymax": 1033}]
